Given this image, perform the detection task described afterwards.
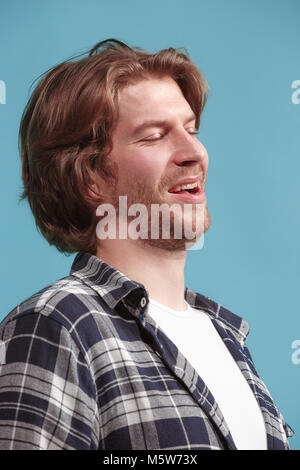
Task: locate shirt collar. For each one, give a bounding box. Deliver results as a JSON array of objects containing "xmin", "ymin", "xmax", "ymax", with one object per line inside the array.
[{"xmin": 70, "ymin": 251, "xmax": 249, "ymax": 343}]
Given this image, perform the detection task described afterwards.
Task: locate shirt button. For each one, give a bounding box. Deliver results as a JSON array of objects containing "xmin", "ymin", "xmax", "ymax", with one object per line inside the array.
[{"xmin": 140, "ymin": 297, "xmax": 147, "ymax": 308}]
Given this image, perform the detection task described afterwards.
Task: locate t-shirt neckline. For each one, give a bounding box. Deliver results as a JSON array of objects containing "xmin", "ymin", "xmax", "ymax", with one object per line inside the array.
[{"xmin": 149, "ymin": 297, "xmax": 190, "ymax": 316}]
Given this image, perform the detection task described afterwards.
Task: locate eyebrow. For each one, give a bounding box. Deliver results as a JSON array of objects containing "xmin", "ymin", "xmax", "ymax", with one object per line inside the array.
[{"xmin": 131, "ymin": 112, "xmax": 197, "ymax": 137}]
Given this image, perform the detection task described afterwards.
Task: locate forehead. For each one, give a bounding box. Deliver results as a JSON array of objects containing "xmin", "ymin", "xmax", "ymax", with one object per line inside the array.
[{"xmin": 117, "ymin": 76, "xmax": 194, "ymax": 125}]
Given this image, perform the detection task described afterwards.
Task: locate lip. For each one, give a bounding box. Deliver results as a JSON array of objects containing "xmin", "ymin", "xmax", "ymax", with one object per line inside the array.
[
  {"xmin": 168, "ymin": 175, "xmax": 206, "ymax": 203},
  {"xmin": 168, "ymin": 175, "xmax": 200, "ymax": 193},
  {"xmin": 169, "ymin": 188, "xmax": 206, "ymax": 204}
]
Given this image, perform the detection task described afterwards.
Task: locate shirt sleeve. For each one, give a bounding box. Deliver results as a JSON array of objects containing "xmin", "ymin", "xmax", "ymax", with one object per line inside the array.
[{"xmin": 0, "ymin": 312, "xmax": 99, "ymax": 450}]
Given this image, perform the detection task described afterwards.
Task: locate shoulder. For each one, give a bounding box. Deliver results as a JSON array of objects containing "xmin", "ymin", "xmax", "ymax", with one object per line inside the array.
[
  {"xmin": 0, "ymin": 274, "xmax": 105, "ymax": 350},
  {"xmin": 185, "ymin": 287, "xmax": 250, "ymax": 343}
]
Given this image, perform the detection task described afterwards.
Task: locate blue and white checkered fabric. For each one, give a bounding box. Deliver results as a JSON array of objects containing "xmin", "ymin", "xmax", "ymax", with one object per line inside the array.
[{"xmin": 0, "ymin": 252, "xmax": 294, "ymax": 449}]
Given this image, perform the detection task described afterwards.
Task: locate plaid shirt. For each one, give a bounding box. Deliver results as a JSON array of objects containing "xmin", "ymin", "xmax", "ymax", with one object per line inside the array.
[{"xmin": 0, "ymin": 252, "xmax": 294, "ymax": 450}]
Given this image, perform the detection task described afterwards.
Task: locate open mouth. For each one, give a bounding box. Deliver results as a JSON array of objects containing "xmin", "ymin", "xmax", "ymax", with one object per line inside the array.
[{"xmin": 168, "ymin": 182, "xmax": 201, "ymax": 195}]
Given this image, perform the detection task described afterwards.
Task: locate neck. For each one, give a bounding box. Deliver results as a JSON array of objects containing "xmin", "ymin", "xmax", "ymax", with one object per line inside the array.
[{"xmin": 96, "ymin": 238, "xmax": 187, "ymax": 310}]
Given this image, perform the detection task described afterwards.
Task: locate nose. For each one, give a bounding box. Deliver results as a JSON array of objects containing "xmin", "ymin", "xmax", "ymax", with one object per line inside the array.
[{"xmin": 172, "ymin": 131, "xmax": 208, "ymax": 172}]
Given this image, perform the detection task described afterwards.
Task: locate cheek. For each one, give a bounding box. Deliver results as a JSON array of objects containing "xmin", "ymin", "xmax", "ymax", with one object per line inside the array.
[{"xmin": 124, "ymin": 149, "xmax": 165, "ymax": 181}]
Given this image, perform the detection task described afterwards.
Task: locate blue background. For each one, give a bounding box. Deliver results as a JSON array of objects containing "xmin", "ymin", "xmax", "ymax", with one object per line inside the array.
[{"xmin": 0, "ymin": 0, "xmax": 299, "ymax": 449}]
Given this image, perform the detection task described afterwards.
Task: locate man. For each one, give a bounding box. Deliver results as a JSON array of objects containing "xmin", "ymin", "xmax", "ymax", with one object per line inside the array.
[{"xmin": 0, "ymin": 39, "xmax": 294, "ymax": 450}]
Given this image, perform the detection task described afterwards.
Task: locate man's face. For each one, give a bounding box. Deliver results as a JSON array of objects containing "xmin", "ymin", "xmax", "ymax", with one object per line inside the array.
[{"xmin": 101, "ymin": 75, "xmax": 210, "ymax": 249}]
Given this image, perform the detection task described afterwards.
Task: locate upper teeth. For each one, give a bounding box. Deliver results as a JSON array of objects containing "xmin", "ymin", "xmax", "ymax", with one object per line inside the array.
[{"xmin": 171, "ymin": 182, "xmax": 198, "ymax": 192}]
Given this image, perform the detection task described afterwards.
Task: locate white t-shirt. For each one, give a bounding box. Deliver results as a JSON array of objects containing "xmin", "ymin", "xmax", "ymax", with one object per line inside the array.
[{"xmin": 148, "ymin": 297, "xmax": 267, "ymax": 450}]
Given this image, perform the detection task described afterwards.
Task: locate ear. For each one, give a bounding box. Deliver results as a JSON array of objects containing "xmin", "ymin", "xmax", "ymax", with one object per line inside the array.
[
  {"xmin": 87, "ymin": 182, "xmax": 103, "ymax": 201},
  {"xmin": 86, "ymin": 166, "xmax": 115, "ymax": 203},
  {"xmin": 85, "ymin": 166, "xmax": 109, "ymax": 201}
]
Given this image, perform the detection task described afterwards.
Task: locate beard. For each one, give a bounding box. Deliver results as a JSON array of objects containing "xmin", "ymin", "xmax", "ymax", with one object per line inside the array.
[{"xmin": 98, "ymin": 157, "xmax": 211, "ymax": 251}]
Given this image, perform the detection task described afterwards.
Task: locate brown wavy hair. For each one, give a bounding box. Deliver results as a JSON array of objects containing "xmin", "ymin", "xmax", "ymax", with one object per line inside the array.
[{"xmin": 19, "ymin": 38, "xmax": 209, "ymax": 255}]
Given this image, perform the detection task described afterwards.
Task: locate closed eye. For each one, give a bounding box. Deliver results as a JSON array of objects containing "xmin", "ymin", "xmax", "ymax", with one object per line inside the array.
[{"xmin": 142, "ymin": 129, "xmax": 199, "ymax": 143}]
